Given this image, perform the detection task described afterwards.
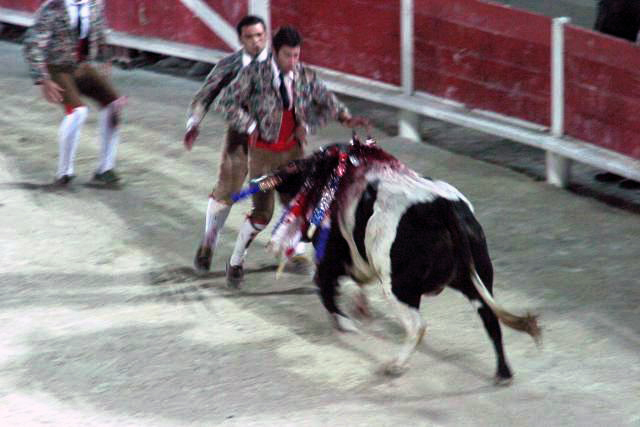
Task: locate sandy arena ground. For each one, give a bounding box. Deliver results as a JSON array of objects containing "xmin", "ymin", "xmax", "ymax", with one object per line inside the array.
[{"xmin": 1, "ymin": 40, "xmax": 639, "ymax": 426}]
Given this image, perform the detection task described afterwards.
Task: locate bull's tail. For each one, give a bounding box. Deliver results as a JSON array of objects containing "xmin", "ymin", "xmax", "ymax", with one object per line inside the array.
[{"xmin": 470, "ymin": 268, "xmax": 542, "ymax": 346}]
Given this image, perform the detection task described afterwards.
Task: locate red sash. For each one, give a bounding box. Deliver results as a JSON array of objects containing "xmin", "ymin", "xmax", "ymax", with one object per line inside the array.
[{"xmin": 77, "ymin": 39, "xmax": 89, "ymax": 62}]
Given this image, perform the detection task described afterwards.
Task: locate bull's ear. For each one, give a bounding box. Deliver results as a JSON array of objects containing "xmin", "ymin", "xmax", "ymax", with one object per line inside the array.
[{"xmin": 351, "ymin": 129, "xmax": 358, "ymax": 143}]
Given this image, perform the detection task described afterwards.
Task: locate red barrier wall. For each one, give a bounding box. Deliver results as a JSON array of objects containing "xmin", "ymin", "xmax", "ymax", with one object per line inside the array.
[
  {"xmin": 0, "ymin": 0, "xmax": 40, "ymax": 12},
  {"xmin": 271, "ymin": 0, "xmax": 401, "ymax": 85},
  {"xmin": 4, "ymin": 0, "xmax": 639, "ymax": 158},
  {"xmin": 0, "ymin": 0, "xmax": 244, "ymax": 51},
  {"xmin": 105, "ymin": 0, "xmax": 245, "ymax": 51},
  {"xmin": 564, "ymin": 26, "xmax": 640, "ymax": 159},
  {"xmin": 414, "ymin": 0, "xmax": 551, "ymax": 126}
]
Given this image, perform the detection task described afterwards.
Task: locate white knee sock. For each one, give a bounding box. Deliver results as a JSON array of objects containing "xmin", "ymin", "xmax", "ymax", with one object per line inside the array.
[
  {"xmin": 203, "ymin": 197, "xmax": 231, "ymax": 248},
  {"xmin": 97, "ymin": 100, "xmax": 121, "ymax": 173},
  {"xmin": 57, "ymin": 106, "xmax": 88, "ymax": 178},
  {"xmin": 229, "ymin": 217, "xmax": 266, "ymax": 267}
]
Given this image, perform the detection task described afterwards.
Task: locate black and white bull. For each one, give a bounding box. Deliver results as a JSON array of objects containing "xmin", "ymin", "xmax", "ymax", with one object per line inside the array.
[
  {"xmin": 319, "ymin": 163, "xmax": 541, "ymax": 380},
  {"xmin": 264, "ymin": 142, "xmax": 541, "ymax": 382}
]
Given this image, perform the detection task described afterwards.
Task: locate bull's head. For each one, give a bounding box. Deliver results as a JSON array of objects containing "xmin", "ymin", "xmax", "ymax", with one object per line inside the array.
[
  {"xmin": 232, "ymin": 133, "xmax": 377, "ymax": 204},
  {"xmin": 231, "ymin": 134, "xmax": 385, "ymax": 269}
]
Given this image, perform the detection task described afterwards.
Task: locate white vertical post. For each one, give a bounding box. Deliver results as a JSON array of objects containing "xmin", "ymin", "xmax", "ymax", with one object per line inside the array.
[
  {"xmin": 399, "ymin": 0, "xmax": 420, "ymax": 141},
  {"xmin": 249, "ymin": 0, "xmax": 271, "ymax": 35},
  {"xmin": 401, "ymin": 0, "xmax": 414, "ymax": 96},
  {"xmin": 547, "ymin": 16, "xmax": 572, "ymax": 188}
]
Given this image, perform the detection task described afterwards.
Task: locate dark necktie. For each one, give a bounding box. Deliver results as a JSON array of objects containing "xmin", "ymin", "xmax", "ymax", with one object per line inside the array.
[
  {"xmin": 279, "ymin": 72, "xmax": 290, "ymax": 110},
  {"xmin": 75, "ymin": 4, "xmax": 83, "ymax": 38}
]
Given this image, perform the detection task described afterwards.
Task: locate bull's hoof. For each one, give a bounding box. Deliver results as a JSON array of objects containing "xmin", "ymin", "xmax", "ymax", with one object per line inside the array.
[
  {"xmin": 381, "ymin": 360, "xmax": 408, "ymax": 377},
  {"xmin": 283, "ymin": 255, "xmax": 313, "ymax": 276},
  {"xmin": 494, "ymin": 374, "xmax": 514, "ymax": 387},
  {"xmin": 332, "ymin": 314, "xmax": 360, "ymax": 333},
  {"xmin": 495, "ymin": 363, "xmax": 513, "ymax": 386}
]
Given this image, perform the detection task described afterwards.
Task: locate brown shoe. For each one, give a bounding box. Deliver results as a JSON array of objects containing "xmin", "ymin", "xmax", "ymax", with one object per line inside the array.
[
  {"xmin": 194, "ymin": 243, "xmax": 213, "ymax": 272},
  {"xmin": 226, "ymin": 260, "xmax": 244, "ymax": 289}
]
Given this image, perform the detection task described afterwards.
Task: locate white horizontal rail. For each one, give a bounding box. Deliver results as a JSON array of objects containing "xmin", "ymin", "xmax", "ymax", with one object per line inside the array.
[
  {"xmin": 0, "ymin": 7, "xmax": 34, "ymax": 26},
  {"xmin": 108, "ymin": 31, "xmax": 230, "ymax": 64}
]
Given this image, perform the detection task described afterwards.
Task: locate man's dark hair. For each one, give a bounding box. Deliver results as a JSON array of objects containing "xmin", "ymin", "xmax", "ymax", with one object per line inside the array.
[
  {"xmin": 272, "ymin": 26, "xmax": 302, "ymax": 53},
  {"xmin": 236, "ymin": 15, "xmax": 266, "ymax": 37}
]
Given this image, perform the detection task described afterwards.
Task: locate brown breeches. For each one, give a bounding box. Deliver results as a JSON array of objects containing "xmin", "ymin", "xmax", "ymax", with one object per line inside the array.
[{"xmin": 48, "ymin": 63, "xmax": 119, "ymax": 111}]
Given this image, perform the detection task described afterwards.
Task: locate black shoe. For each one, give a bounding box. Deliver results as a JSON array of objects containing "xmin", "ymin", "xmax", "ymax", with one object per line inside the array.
[
  {"xmin": 54, "ymin": 174, "xmax": 75, "ymax": 186},
  {"xmin": 594, "ymin": 172, "xmax": 624, "ymax": 183},
  {"xmin": 619, "ymin": 179, "xmax": 640, "ymax": 190},
  {"xmin": 194, "ymin": 243, "xmax": 213, "ymax": 272},
  {"xmin": 93, "ymin": 169, "xmax": 121, "ymax": 185},
  {"xmin": 226, "ymin": 260, "xmax": 244, "ymax": 289}
]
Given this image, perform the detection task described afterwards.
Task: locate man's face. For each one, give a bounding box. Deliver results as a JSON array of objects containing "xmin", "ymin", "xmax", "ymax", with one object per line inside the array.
[
  {"xmin": 275, "ymin": 45, "xmax": 301, "ymax": 73},
  {"xmin": 239, "ymin": 23, "xmax": 266, "ymax": 57}
]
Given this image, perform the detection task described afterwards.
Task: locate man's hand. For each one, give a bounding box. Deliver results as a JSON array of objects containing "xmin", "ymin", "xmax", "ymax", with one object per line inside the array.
[
  {"xmin": 184, "ymin": 118, "xmax": 200, "ymax": 151},
  {"xmin": 248, "ymin": 128, "xmax": 259, "ymax": 146},
  {"xmin": 340, "ymin": 115, "xmax": 370, "ymax": 129},
  {"xmin": 41, "ymin": 79, "xmax": 64, "ymax": 104},
  {"xmin": 287, "ymin": 125, "xmax": 307, "ymax": 145},
  {"xmin": 100, "ymin": 61, "xmax": 112, "ymax": 78},
  {"xmin": 183, "ymin": 126, "xmax": 199, "ymax": 151}
]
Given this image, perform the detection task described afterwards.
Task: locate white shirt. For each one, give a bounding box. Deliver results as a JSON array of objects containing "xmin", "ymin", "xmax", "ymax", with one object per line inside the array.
[
  {"xmin": 245, "ymin": 55, "xmax": 295, "ymax": 134},
  {"xmin": 271, "ymin": 57, "xmax": 294, "ymax": 111},
  {"xmin": 241, "ymin": 46, "xmax": 269, "ymax": 68},
  {"xmin": 66, "ymin": 0, "xmax": 90, "ymax": 39}
]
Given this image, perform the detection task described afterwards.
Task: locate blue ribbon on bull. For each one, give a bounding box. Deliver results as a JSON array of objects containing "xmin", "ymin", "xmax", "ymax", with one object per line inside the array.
[{"xmin": 313, "ymin": 222, "xmax": 331, "ymax": 262}]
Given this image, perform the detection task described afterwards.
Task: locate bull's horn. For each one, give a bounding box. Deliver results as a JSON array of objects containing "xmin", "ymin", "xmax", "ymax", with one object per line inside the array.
[
  {"xmin": 307, "ymin": 223, "xmax": 317, "ymax": 239},
  {"xmin": 275, "ymin": 258, "xmax": 287, "ymax": 279}
]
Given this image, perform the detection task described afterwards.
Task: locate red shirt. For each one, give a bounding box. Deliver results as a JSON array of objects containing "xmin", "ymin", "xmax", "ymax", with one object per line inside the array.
[{"xmin": 254, "ymin": 109, "xmax": 298, "ymax": 152}]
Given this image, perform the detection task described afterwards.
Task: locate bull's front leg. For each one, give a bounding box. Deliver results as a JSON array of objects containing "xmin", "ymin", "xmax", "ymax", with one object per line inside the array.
[
  {"xmin": 354, "ymin": 285, "xmax": 372, "ymax": 319},
  {"xmin": 315, "ymin": 272, "xmax": 358, "ymax": 333},
  {"xmin": 314, "ymin": 227, "xmax": 359, "ymax": 333},
  {"xmin": 380, "ymin": 279, "xmax": 426, "ymax": 376}
]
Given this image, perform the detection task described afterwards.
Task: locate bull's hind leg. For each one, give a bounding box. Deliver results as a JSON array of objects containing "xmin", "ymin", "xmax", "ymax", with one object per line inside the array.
[
  {"xmin": 472, "ymin": 298, "xmax": 513, "ymax": 384},
  {"xmin": 380, "ymin": 280, "xmax": 426, "ymax": 376},
  {"xmin": 460, "ymin": 274, "xmax": 513, "ymax": 384}
]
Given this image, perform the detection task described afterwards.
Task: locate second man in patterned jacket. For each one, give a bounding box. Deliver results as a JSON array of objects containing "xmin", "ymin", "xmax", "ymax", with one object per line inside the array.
[
  {"xmin": 186, "ymin": 15, "xmax": 269, "ymax": 273},
  {"xmin": 214, "ymin": 25, "xmax": 368, "ymax": 287}
]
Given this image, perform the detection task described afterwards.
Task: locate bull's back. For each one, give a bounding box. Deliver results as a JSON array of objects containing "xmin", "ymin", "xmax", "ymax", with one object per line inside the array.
[{"xmin": 338, "ymin": 168, "xmax": 472, "ymax": 282}]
